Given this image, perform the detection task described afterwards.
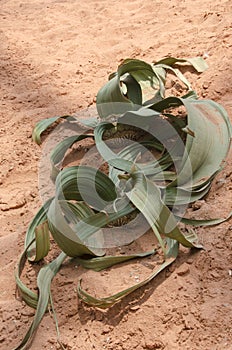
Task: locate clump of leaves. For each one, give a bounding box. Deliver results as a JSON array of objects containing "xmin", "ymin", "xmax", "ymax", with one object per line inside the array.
[{"xmin": 15, "ymin": 57, "xmax": 231, "ymax": 349}]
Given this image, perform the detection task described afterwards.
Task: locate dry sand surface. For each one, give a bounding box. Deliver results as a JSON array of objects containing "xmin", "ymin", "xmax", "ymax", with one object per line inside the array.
[{"xmin": 1, "ymin": 0, "xmax": 232, "ymax": 349}]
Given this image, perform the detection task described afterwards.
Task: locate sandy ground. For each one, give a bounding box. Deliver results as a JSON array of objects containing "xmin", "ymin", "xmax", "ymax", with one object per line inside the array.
[{"xmin": 0, "ymin": 0, "xmax": 232, "ymax": 349}]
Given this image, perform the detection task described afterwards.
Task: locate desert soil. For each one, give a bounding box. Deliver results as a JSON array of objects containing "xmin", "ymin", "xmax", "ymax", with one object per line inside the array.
[{"xmin": 0, "ymin": 0, "xmax": 232, "ymax": 349}]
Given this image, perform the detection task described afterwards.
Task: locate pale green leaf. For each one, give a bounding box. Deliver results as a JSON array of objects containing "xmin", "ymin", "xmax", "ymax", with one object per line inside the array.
[
  {"xmin": 15, "ymin": 252, "xmax": 66, "ymax": 350},
  {"xmin": 75, "ymin": 249, "xmax": 155, "ymax": 271},
  {"xmin": 77, "ymin": 238, "xmax": 179, "ymax": 308},
  {"xmin": 32, "ymin": 115, "xmax": 75, "ymax": 145}
]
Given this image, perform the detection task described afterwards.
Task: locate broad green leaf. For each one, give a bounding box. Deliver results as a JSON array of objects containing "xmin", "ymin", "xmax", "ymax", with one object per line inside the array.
[
  {"xmin": 121, "ymin": 74, "xmax": 143, "ymax": 104},
  {"xmin": 75, "ymin": 249, "xmax": 155, "ymax": 271},
  {"xmin": 177, "ymin": 211, "xmax": 232, "ymax": 226},
  {"xmin": 97, "ymin": 59, "xmax": 146, "ymax": 119},
  {"xmin": 48, "ymin": 199, "xmax": 105, "ymax": 257},
  {"xmin": 97, "ymin": 57, "xmax": 187, "ymax": 118},
  {"xmin": 78, "ymin": 238, "xmax": 179, "ymax": 308},
  {"xmin": 187, "ymin": 57, "xmax": 209, "ymax": 73},
  {"xmin": 74, "ymin": 199, "xmax": 135, "ymax": 242},
  {"xmin": 33, "ymin": 221, "xmax": 50, "ymax": 262},
  {"xmin": 15, "ymin": 240, "xmax": 38, "ymax": 310},
  {"xmin": 155, "ymin": 63, "xmax": 192, "ymax": 91},
  {"xmin": 154, "ymin": 56, "xmax": 208, "ymax": 73},
  {"xmin": 118, "ymin": 58, "xmax": 162, "ymax": 103},
  {"xmin": 48, "ymin": 197, "xmax": 136, "ymax": 256},
  {"xmin": 25, "ymin": 199, "xmax": 52, "ymax": 261},
  {"xmin": 97, "ymin": 57, "xmax": 207, "ymax": 119},
  {"xmin": 15, "ymin": 252, "xmax": 66, "ymax": 350},
  {"xmin": 176, "ymin": 99, "xmax": 231, "ymax": 188},
  {"xmin": 50, "ymin": 134, "xmax": 94, "ymax": 180},
  {"xmin": 55, "ymin": 165, "xmax": 117, "ymax": 207},
  {"xmin": 47, "ymin": 166, "xmax": 135, "ymax": 256},
  {"xmin": 125, "ymin": 172, "xmax": 202, "ymax": 253},
  {"xmin": 32, "ymin": 115, "xmax": 75, "ymax": 145},
  {"xmin": 149, "ymin": 97, "xmax": 231, "ymax": 191},
  {"xmin": 164, "ymin": 182, "xmax": 212, "ymax": 206}
]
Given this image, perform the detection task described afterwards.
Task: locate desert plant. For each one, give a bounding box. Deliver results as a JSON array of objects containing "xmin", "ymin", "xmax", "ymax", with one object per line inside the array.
[{"xmin": 15, "ymin": 57, "xmax": 231, "ymax": 349}]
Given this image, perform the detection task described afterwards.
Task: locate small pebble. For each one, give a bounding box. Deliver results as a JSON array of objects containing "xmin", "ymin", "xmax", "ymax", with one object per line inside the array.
[
  {"xmin": 145, "ymin": 339, "xmax": 164, "ymax": 349},
  {"xmin": 176, "ymin": 263, "xmax": 190, "ymax": 276},
  {"xmin": 187, "ymin": 258, "xmax": 194, "ymax": 265},
  {"xmin": 130, "ymin": 305, "xmax": 140, "ymax": 311},
  {"xmin": 101, "ymin": 325, "xmax": 111, "ymax": 334},
  {"xmin": 203, "ymin": 82, "xmax": 209, "ymax": 89},
  {"xmin": 192, "ymin": 200, "xmax": 205, "ymax": 210}
]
